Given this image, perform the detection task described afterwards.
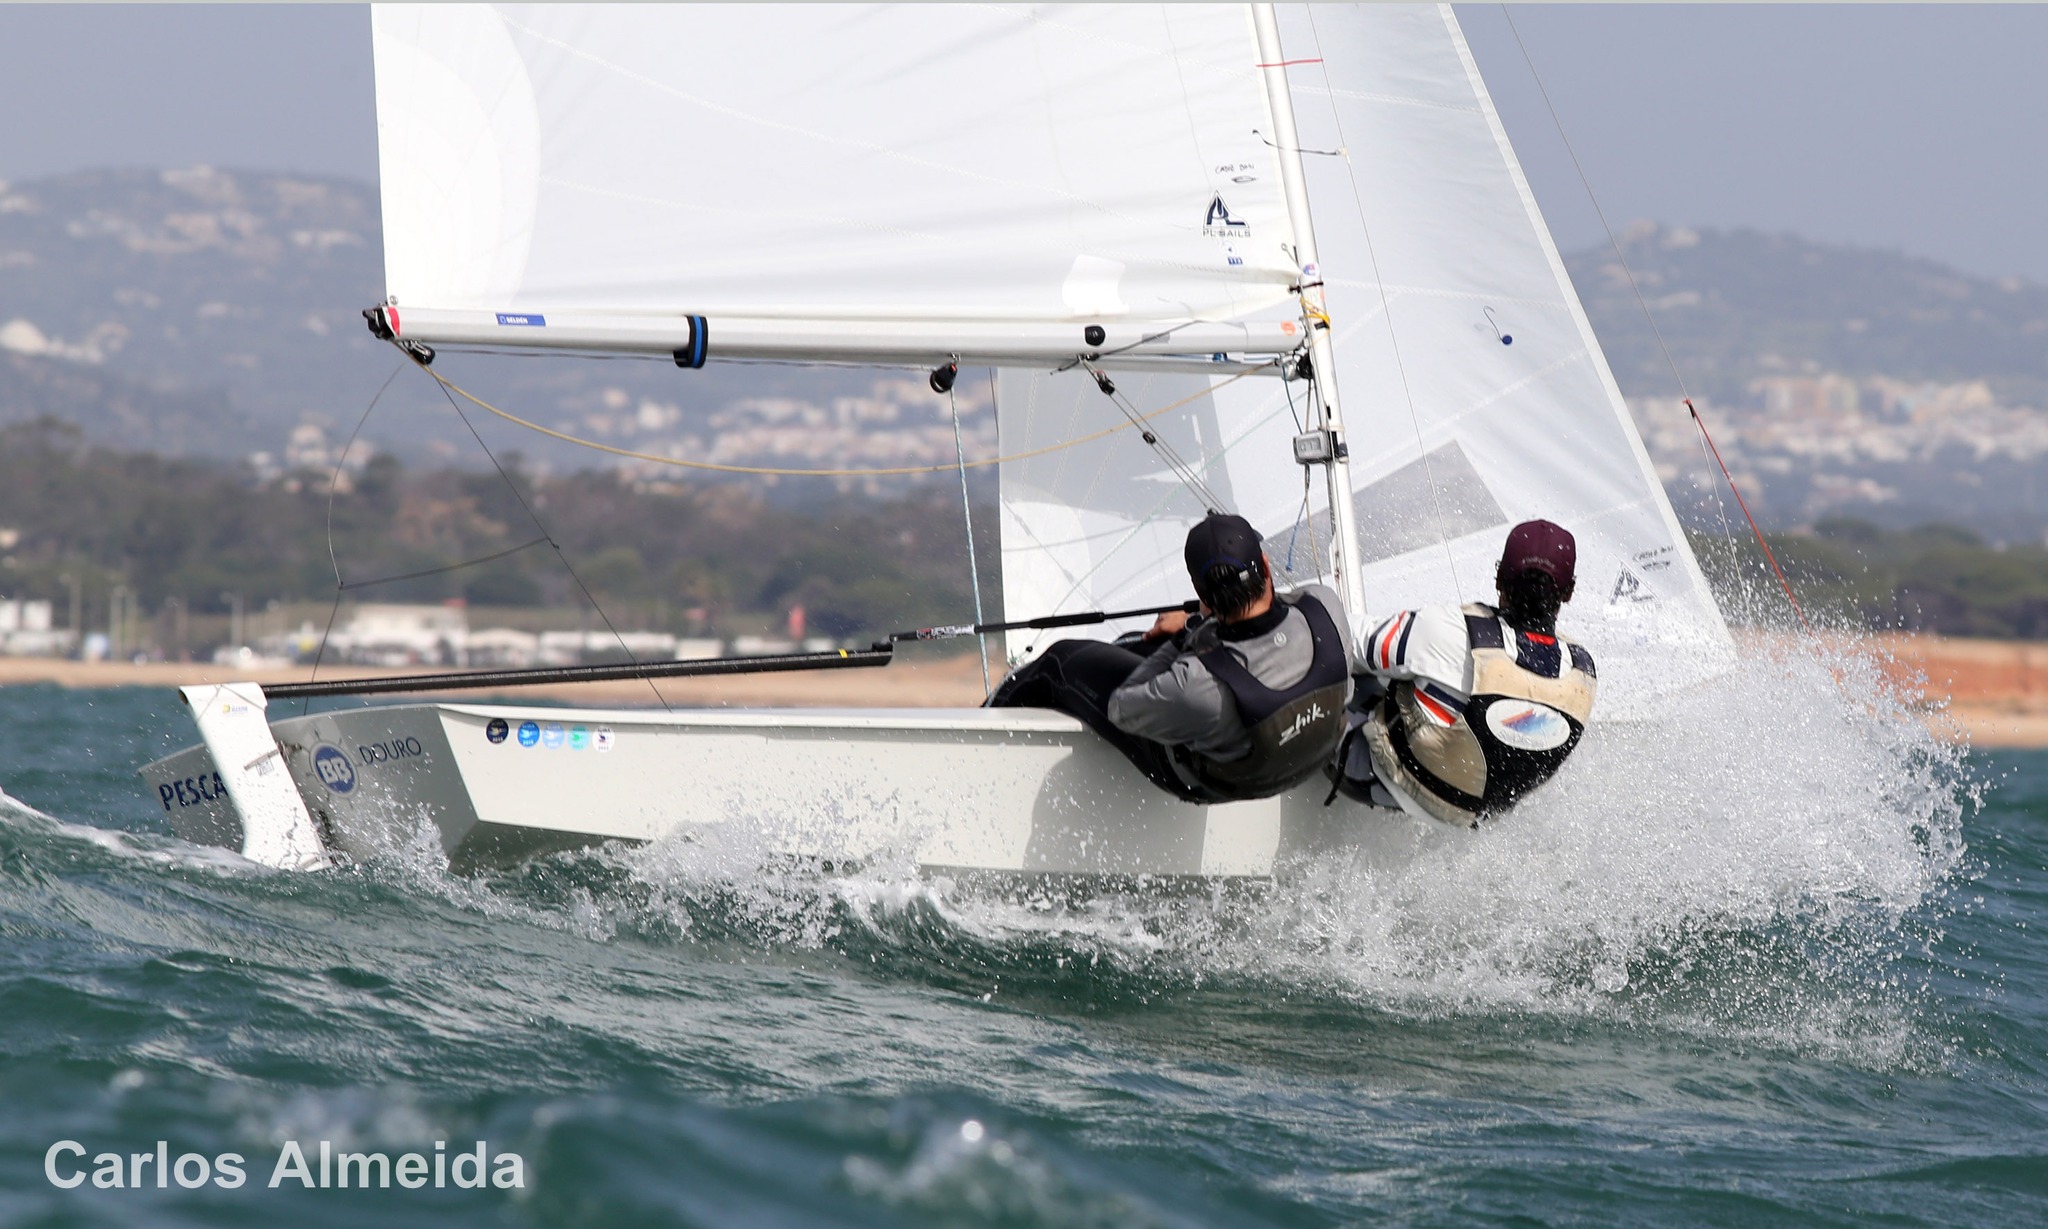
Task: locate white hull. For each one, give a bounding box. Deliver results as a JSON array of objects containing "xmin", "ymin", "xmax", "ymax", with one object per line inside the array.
[{"xmin": 141, "ymin": 703, "xmax": 1362, "ymax": 877}]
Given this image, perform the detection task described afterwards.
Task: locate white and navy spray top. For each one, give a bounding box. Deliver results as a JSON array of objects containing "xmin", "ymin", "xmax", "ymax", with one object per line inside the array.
[{"xmin": 1361, "ymin": 602, "xmax": 1598, "ymax": 825}]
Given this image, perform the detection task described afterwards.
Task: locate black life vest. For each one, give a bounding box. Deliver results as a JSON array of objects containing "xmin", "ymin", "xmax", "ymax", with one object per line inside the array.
[
  {"xmin": 1366, "ymin": 603, "xmax": 1596, "ymax": 827},
  {"xmin": 1182, "ymin": 592, "xmax": 1350, "ymax": 801}
]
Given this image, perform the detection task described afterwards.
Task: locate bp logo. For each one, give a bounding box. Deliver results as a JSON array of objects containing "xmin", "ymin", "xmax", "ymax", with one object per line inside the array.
[{"xmin": 312, "ymin": 744, "xmax": 356, "ymax": 794}]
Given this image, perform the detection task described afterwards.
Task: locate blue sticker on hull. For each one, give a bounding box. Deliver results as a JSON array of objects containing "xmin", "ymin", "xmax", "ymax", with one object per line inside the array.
[{"xmin": 313, "ymin": 744, "xmax": 356, "ymax": 793}]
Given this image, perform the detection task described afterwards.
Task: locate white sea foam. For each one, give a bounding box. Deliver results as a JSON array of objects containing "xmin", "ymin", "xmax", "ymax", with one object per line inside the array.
[
  {"xmin": 0, "ymin": 785, "xmax": 264, "ymax": 874},
  {"xmin": 279, "ymin": 628, "xmax": 1969, "ymax": 1061},
  {"xmin": 1245, "ymin": 638, "xmax": 1966, "ymax": 1008},
  {"xmin": 642, "ymin": 633, "xmax": 1968, "ymax": 1058}
]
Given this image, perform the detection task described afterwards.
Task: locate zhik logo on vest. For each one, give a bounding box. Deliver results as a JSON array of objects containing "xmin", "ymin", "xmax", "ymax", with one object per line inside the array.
[{"xmin": 1276, "ymin": 702, "xmax": 1327, "ymax": 746}]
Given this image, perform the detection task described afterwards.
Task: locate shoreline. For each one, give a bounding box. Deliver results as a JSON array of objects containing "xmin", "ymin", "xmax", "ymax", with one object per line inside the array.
[{"xmin": 5, "ymin": 635, "xmax": 2047, "ymax": 748}]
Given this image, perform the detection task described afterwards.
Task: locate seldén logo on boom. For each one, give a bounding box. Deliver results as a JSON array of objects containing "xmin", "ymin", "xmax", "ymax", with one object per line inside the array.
[{"xmin": 1203, "ymin": 193, "xmax": 1251, "ymax": 237}]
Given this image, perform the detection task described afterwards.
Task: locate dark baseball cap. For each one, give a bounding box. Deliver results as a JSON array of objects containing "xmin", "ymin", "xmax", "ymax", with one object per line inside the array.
[
  {"xmin": 1498, "ymin": 519, "xmax": 1576, "ymax": 588},
  {"xmin": 1184, "ymin": 513, "xmax": 1262, "ymax": 586}
]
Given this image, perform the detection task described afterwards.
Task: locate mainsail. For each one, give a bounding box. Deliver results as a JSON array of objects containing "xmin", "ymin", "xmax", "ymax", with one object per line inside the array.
[
  {"xmin": 371, "ymin": 4, "xmax": 1309, "ymax": 367},
  {"xmin": 370, "ymin": 2, "xmax": 1731, "ymax": 718},
  {"xmin": 998, "ymin": 5, "xmax": 1733, "ymax": 716}
]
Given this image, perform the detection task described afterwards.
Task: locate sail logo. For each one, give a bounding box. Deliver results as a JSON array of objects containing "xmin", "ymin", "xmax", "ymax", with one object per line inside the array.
[
  {"xmin": 1203, "ymin": 194, "xmax": 1250, "ymax": 237},
  {"xmin": 1613, "ymin": 547, "xmax": 1673, "ymax": 606},
  {"xmin": 1276, "ymin": 701, "xmax": 1327, "ymax": 746},
  {"xmin": 313, "ymin": 745, "xmax": 356, "ymax": 794},
  {"xmin": 1610, "ymin": 567, "xmax": 1655, "ymax": 605}
]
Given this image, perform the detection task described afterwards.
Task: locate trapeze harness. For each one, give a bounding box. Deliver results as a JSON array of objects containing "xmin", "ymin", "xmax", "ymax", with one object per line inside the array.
[
  {"xmin": 1178, "ymin": 593, "xmax": 1350, "ymax": 802},
  {"xmin": 1363, "ymin": 603, "xmax": 1596, "ymax": 827}
]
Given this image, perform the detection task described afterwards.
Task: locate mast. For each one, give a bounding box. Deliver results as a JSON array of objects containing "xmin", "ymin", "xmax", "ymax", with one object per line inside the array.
[{"xmin": 1251, "ymin": 3, "xmax": 1370, "ymax": 635}]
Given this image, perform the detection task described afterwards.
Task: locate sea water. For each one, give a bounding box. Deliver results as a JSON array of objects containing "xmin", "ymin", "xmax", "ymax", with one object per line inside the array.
[{"xmin": 0, "ymin": 647, "xmax": 2040, "ymax": 1227}]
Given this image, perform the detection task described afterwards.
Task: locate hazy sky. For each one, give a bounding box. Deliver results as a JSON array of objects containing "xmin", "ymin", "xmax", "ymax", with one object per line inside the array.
[{"xmin": 1, "ymin": 4, "xmax": 2042, "ymax": 282}]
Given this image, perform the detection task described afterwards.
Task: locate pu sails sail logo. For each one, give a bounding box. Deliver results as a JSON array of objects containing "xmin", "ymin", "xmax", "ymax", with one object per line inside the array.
[{"xmin": 1203, "ymin": 193, "xmax": 1251, "ymax": 237}]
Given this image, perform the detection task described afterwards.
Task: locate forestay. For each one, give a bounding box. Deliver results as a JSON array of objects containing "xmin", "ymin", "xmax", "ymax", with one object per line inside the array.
[
  {"xmin": 371, "ymin": 3, "xmax": 1308, "ymax": 366},
  {"xmin": 998, "ymin": 4, "xmax": 1732, "ymax": 717}
]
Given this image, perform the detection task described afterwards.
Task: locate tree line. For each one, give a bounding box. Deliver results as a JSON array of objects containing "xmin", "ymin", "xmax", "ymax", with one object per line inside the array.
[
  {"xmin": 2, "ymin": 418, "xmax": 2044, "ymax": 648},
  {"xmin": 1701, "ymin": 518, "xmax": 2048, "ymax": 638},
  {"xmin": 0, "ymin": 419, "xmax": 993, "ymax": 645}
]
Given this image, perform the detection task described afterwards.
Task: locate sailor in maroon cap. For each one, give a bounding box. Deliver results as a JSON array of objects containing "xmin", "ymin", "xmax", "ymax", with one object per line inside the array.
[{"xmin": 1327, "ymin": 519, "xmax": 1598, "ymax": 827}]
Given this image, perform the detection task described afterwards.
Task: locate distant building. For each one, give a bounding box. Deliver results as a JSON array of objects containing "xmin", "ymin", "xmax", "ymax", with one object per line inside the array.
[
  {"xmin": 0, "ymin": 599, "xmax": 76, "ymax": 657},
  {"xmin": 327, "ymin": 602, "xmax": 469, "ymax": 667}
]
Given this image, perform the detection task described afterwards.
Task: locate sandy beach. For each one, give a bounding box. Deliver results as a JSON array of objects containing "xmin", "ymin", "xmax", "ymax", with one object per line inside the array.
[
  {"xmin": 4, "ymin": 634, "xmax": 2045, "ymax": 747},
  {"xmin": 0, "ymin": 648, "xmax": 995, "ymax": 710},
  {"xmin": 1862, "ymin": 634, "xmax": 2048, "ymax": 748}
]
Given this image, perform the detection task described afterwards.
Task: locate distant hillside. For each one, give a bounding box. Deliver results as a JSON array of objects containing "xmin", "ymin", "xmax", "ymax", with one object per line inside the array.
[
  {"xmin": 0, "ymin": 167, "xmax": 385, "ymax": 447},
  {"xmin": 1567, "ymin": 223, "xmax": 2048, "ymax": 406},
  {"xmin": 0, "ymin": 167, "xmax": 855, "ymax": 467},
  {"xmin": 3, "ymin": 169, "xmax": 2045, "ymax": 539}
]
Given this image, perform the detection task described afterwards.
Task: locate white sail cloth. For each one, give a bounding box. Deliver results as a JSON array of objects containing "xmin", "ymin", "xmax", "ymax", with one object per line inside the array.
[
  {"xmin": 998, "ymin": 5, "xmax": 1731, "ymax": 716},
  {"xmin": 372, "ymin": 2, "xmax": 1729, "ymax": 716},
  {"xmin": 373, "ymin": 4, "xmax": 1302, "ymax": 343}
]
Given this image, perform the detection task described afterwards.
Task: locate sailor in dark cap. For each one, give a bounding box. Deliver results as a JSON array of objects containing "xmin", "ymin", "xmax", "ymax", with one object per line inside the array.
[
  {"xmin": 989, "ymin": 513, "xmax": 1352, "ymax": 803},
  {"xmin": 1328, "ymin": 519, "xmax": 1598, "ymax": 827}
]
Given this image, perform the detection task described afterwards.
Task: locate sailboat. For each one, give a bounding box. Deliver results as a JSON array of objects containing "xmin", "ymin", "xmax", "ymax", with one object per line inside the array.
[{"xmin": 143, "ymin": 3, "xmax": 1732, "ymax": 875}]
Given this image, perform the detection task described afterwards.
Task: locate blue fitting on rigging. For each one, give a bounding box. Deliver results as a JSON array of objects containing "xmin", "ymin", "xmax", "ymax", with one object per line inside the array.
[{"xmin": 672, "ymin": 316, "xmax": 709, "ymax": 369}]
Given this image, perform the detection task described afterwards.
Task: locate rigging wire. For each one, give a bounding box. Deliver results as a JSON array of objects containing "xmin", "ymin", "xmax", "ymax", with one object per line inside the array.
[
  {"xmin": 328, "ymin": 537, "xmax": 552, "ymax": 592},
  {"xmin": 303, "ymin": 359, "xmax": 406, "ymax": 712},
  {"xmin": 1277, "ymin": 372, "xmax": 1325, "ymax": 584},
  {"xmin": 417, "ymin": 361, "xmax": 1269, "ymax": 478},
  {"xmin": 420, "ymin": 365, "xmax": 675, "ymax": 712},
  {"xmin": 946, "ymin": 378, "xmax": 992, "ymax": 695},
  {"xmin": 1496, "ymin": 5, "xmax": 1807, "ymax": 630},
  {"xmin": 306, "ymin": 354, "xmax": 672, "ymax": 712},
  {"xmin": 1078, "ymin": 360, "xmax": 1232, "ymax": 515},
  {"xmin": 300, "ymin": 537, "xmax": 554, "ymax": 707}
]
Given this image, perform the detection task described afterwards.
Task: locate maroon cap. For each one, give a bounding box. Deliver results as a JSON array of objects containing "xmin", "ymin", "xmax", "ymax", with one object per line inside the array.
[{"xmin": 1499, "ymin": 519, "xmax": 1576, "ymax": 588}]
